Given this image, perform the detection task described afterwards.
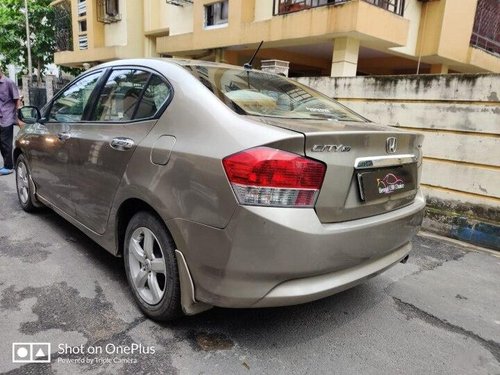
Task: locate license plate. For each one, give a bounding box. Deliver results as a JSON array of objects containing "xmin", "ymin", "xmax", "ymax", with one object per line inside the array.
[{"xmin": 357, "ymin": 164, "xmax": 417, "ymax": 202}]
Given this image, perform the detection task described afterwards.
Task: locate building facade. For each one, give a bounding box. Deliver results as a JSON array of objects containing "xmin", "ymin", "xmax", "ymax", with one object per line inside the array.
[{"xmin": 51, "ymin": 0, "xmax": 500, "ymax": 76}]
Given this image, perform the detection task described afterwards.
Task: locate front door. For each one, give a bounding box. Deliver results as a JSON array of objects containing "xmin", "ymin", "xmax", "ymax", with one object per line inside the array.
[{"xmin": 29, "ymin": 71, "xmax": 103, "ymax": 217}]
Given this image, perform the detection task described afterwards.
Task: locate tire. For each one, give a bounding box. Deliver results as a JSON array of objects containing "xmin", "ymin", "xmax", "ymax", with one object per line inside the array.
[
  {"xmin": 123, "ymin": 211, "xmax": 183, "ymax": 321},
  {"xmin": 15, "ymin": 154, "xmax": 40, "ymax": 212}
]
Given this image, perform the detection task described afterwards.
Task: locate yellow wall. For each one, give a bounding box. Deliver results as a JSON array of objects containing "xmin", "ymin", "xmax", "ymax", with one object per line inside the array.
[
  {"xmin": 438, "ymin": 0, "xmax": 478, "ymax": 62},
  {"xmin": 416, "ymin": 0, "xmax": 446, "ymax": 57},
  {"xmin": 417, "ymin": 0, "xmax": 481, "ymax": 63},
  {"xmin": 254, "ymin": 0, "xmax": 272, "ymax": 22},
  {"xmin": 390, "ymin": 0, "xmax": 422, "ymax": 56},
  {"xmin": 53, "ymin": 0, "xmax": 499, "ymax": 74},
  {"xmin": 156, "ymin": 0, "xmax": 409, "ymax": 55}
]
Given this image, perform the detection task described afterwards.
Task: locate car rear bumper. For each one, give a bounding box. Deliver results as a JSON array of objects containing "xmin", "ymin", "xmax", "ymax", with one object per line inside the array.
[
  {"xmin": 169, "ymin": 190, "xmax": 425, "ymax": 308},
  {"xmin": 252, "ymin": 241, "xmax": 410, "ymax": 307}
]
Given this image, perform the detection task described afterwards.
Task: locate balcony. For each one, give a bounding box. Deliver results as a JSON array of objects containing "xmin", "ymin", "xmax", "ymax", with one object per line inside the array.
[
  {"xmin": 273, "ymin": 0, "xmax": 405, "ymax": 16},
  {"xmin": 470, "ymin": 0, "xmax": 499, "ymax": 56}
]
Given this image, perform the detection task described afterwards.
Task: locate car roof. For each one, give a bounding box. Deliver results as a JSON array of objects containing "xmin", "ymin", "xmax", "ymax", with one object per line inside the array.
[{"xmin": 93, "ymin": 58, "xmax": 247, "ymax": 72}]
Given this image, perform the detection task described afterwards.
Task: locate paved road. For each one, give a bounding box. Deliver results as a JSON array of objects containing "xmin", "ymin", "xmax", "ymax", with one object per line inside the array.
[{"xmin": 0, "ymin": 172, "xmax": 499, "ymax": 375}]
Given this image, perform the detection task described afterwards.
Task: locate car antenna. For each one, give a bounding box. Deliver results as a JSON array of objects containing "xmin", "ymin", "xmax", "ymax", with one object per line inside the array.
[{"xmin": 244, "ymin": 41, "xmax": 264, "ymax": 70}]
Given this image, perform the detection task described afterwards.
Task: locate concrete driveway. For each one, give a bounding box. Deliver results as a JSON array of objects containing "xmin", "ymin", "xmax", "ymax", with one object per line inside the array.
[{"xmin": 0, "ymin": 172, "xmax": 499, "ymax": 375}]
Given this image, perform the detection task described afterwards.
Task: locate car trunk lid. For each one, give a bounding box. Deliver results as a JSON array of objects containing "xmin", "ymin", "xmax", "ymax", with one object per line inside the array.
[{"xmin": 249, "ymin": 116, "xmax": 424, "ymax": 223}]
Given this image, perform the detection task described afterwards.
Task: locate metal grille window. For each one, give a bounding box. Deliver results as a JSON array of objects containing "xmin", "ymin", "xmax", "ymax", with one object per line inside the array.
[
  {"xmin": 470, "ymin": 0, "xmax": 499, "ymax": 55},
  {"xmin": 205, "ymin": 1, "xmax": 228, "ymax": 27}
]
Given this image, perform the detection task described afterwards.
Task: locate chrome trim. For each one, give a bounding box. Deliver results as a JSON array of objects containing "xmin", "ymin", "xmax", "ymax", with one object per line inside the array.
[
  {"xmin": 110, "ymin": 137, "xmax": 135, "ymax": 151},
  {"xmin": 354, "ymin": 154, "xmax": 417, "ymax": 169},
  {"xmin": 57, "ymin": 132, "xmax": 71, "ymax": 141},
  {"xmin": 386, "ymin": 137, "xmax": 397, "ymax": 154}
]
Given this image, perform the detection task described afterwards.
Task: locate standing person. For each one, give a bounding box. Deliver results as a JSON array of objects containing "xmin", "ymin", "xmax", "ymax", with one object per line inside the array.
[{"xmin": 0, "ymin": 68, "xmax": 21, "ymax": 176}]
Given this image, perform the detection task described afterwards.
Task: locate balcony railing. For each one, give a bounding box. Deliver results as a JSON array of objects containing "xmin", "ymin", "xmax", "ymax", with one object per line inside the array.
[
  {"xmin": 273, "ymin": 0, "xmax": 348, "ymax": 15},
  {"xmin": 470, "ymin": 0, "xmax": 499, "ymax": 56},
  {"xmin": 363, "ymin": 0, "xmax": 405, "ymax": 16},
  {"xmin": 273, "ymin": 0, "xmax": 405, "ymax": 16}
]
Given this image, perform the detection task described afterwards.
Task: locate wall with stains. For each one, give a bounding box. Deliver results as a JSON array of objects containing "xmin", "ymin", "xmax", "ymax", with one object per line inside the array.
[{"xmin": 298, "ymin": 74, "xmax": 500, "ymax": 250}]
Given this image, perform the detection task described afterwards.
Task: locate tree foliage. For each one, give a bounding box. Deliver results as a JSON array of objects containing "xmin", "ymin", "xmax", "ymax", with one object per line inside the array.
[{"xmin": 0, "ymin": 0, "xmax": 55, "ymax": 74}]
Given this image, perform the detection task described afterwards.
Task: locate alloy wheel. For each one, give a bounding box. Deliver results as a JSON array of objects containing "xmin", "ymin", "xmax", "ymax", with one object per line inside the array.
[
  {"xmin": 127, "ymin": 227, "xmax": 167, "ymax": 305},
  {"xmin": 17, "ymin": 162, "xmax": 30, "ymax": 204}
]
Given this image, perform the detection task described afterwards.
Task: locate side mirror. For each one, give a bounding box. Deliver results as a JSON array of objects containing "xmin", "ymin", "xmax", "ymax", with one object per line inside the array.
[{"xmin": 18, "ymin": 106, "xmax": 41, "ymax": 124}]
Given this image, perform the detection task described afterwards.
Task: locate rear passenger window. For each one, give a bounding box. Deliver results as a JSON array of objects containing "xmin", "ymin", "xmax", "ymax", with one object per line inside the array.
[
  {"xmin": 94, "ymin": 69, "xmax": 150, "ymax": 121},
  {"xmin": 93, "ymin": 69, "xmax": 171, "ymax": 122},
  {"xmin": 135, "ymin": 75, "xmax": 171, "ymax": 119}
]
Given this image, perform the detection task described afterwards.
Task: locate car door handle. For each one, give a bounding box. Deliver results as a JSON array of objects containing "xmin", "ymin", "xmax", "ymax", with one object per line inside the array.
[
  {"xmin": 110, "ymin": 137, "xmax": 135, "ymax": 151},
  {"xmin": 57, "ymin": 132, "xmax": 71, "ymax": 141}
]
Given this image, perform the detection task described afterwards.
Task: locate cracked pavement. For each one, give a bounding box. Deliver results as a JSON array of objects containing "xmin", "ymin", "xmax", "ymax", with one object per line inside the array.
[{"xmin": 0, "ymin": 173, "xmax": 499, "ymax": 374}]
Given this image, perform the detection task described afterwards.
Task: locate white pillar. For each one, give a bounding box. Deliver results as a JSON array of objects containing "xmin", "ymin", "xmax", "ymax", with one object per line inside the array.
[
  {"xmin": 22, "ymin": 75, "xmax": 30, "ymax": 105},
  {"xmin": 330, "ymin": 37, "xmax": 360, "ymax": 77},
  {"xmin": 7, "ymin": 64, "xmax": 17, "ymax": 82},
  {"xmin": 45, "ymin": 74, "xmax": 55, "ymax": 101}
]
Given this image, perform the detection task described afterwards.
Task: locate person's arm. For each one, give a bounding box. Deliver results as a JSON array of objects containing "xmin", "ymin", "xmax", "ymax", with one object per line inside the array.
[{"xmin": 15, "ymin": 96, "xmax": 24, "ymax": 129}]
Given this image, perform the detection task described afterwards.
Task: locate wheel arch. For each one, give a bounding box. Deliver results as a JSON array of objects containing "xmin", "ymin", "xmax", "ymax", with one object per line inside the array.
[
  {"xmin": 13, "ymin": 147, "xmax": 23, "ymax": 164},
  {"xmin": 115, "ymin": 198, "xmax": 174, "ymax": 257},
  {"xmin": 115, "ymin": 197, "xmax": 212, "ymax": 316}
]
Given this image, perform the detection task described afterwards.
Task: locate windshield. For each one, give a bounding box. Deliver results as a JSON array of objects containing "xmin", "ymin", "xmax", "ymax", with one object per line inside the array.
[{"xmin": 183, "ymin": 65, "xmax": 367, "ymax": 122}]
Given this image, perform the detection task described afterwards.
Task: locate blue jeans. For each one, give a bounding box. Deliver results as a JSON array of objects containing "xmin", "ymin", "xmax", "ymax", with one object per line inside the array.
[{"xmin": 0, "ymin": 124, "xmax": 14, "ymax": 169}]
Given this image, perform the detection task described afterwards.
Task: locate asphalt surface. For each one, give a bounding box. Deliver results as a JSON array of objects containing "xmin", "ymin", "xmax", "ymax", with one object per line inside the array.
[{"xmin": 0, "ymin": 171, "xmax": 499, "ymax": 375}]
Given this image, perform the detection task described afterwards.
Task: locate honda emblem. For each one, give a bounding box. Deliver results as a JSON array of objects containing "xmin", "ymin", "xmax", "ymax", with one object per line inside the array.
[{"xmin": 386, "ymin": 137, "xmax": 397, "ymax": 154}]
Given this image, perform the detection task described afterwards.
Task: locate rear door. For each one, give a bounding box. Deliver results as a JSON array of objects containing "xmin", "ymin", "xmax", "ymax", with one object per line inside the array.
[
  {"xmin": 71, "ymin": 68, "xmax": 172, "ymax": 234},
  {"xmin": 29, "ymin": 70, "xmax": 104, "ymax": 217}
]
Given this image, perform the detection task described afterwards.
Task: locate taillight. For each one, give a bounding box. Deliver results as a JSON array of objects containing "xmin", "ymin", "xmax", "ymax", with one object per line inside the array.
[{"xmin": 222, "ymin": 147, "xmax": 326, "ymax": 207}]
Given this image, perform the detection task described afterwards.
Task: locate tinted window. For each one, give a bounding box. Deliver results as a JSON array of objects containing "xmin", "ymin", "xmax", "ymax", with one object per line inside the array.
[
  {"xmin": 93, "ymin": 70, "xmax": 171, "ymax": 121},
  {"xmin": 184, "ymin": 66, "xmax": 366, "ymax": 122},
  {"xmin": 134, "ymin": 75, "xmax": 171, "ymax": 119},
  {"xmin": 93, "ymin": 69, "xmax": 150, "ymax": 122},
  {"xmin": 48, "ymin": 71, "xmax": 101, "ymax": 122}
]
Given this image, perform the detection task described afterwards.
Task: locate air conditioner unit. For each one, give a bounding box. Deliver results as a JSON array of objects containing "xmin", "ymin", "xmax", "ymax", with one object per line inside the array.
[{"xmin": 97, "ymin": 0, "xmax": 121, "ymax": 23}]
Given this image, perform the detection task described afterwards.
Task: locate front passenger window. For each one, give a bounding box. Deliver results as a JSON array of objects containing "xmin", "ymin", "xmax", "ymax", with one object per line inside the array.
[{"xmin": 48, "ymin": 72, "xmax": 102, "ymax": 122}]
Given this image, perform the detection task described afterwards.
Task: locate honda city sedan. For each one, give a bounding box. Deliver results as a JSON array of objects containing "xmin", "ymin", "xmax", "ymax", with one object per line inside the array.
[{"xmin": 15, "ymin": 59, "xmax": 425, "ymax": 320}]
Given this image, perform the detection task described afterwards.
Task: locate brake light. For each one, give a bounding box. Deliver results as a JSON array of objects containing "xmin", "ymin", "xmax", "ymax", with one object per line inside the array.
[{"xmin": 222, "ymin": 147, "xmax": 326, "ymax": 207}]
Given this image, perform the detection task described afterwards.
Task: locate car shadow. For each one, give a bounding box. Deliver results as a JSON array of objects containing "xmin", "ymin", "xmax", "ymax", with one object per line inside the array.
[
  {"xmin": 30, "ymin": 208, "xmax": 127, "ymax": 283},
  {"xmin": 32, "ymin": 207, "xmax": 389, "ymax": 350}
]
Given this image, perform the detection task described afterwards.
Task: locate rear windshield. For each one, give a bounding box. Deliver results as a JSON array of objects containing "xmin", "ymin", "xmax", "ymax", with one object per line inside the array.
[{"xmin": 183, "ymin": 65, "xmax": 366, "ymax": 122}]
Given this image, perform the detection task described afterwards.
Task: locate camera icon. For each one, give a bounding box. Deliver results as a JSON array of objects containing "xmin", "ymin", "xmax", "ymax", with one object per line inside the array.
[{"xmin": 12, "ymin": 343, "xmax": 51, "ymax": 363}]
